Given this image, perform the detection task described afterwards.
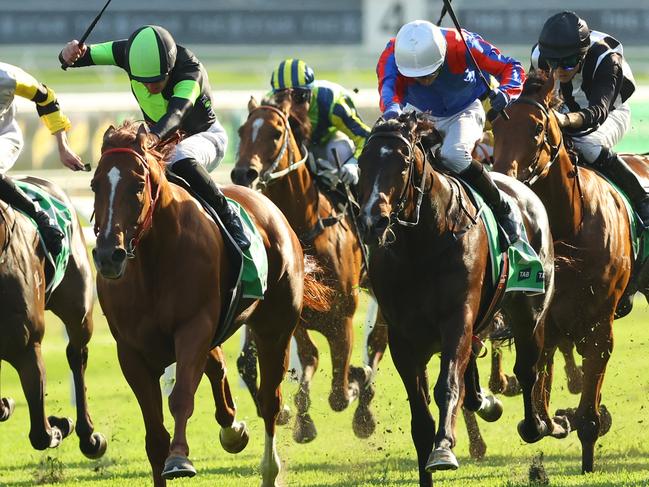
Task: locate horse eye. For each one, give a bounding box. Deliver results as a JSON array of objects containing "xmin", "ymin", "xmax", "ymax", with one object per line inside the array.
[{"xmin": 535, "ymin": 123, "xmax": 544, "ymax": 136}]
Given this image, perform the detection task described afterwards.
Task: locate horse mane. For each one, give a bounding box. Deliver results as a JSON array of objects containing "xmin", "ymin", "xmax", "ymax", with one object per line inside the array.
[
  {"xmin": 521, "ymin": 70, "xmax": 563, "ymax": 109},
  {"xmin": 371, "ymin": 112, "xmax": 443, "ymax": 153},
  {"xmin": 101, "ymin": 120, "xmax": 174, "ymax": 169},
  {"xmin": 261, "ymin": 95, "xmax": 312, "ymax": 147}
]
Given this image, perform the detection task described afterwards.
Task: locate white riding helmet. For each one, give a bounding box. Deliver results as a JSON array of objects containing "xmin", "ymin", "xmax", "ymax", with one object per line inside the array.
[{"xmin": 395, "ymin": 20, "xmax": 447, "ymax": 78}]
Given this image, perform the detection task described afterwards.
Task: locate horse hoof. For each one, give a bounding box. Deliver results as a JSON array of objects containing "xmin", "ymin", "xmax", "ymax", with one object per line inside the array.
[
  {"xmin": 599, "ymin": 404, "xmax": 612, "ymax": 436},
  {"xmin": 293, "ymin": 414, "xmax": 317, "ymax": 444},
  {"xmin": 48, "ymin": 427, "xmax": 63, "ymax": 448},
  {"xmin": 502, "ymin": 375, "xmax": 522, "ymax": 397},
  {"xmin": 220, "ymin": 421, "xmax": 249, "ymax": 454},
  {"xmin": 352, "ymin": 405, "xmax": 376, "ymax": 439},
  {"xmin": 517, "ymin": 418, "xmax": 548, "ymax": 444},
  {"xmin": 476, "ymin": 395, "xmax": 503, "ymax": 423},
  {"xmin": 276, "ymin": 405, "xmax": 292, "ymax": 426},
  {"xmin": 425, "ymin": 447, "xmax": 459, "ymax": 472},
  {"xmin": 81, "ymin": 432, "xmax": 108, "ymax": 459},
  {"xmin": 0, "ymin": 397, "xmax": 15, "ymax": 422},
  {"xmin": 48, "ymin": 416, "xmax": 74, "ymax": 439},
  {"xmin": 162, "ymin": 455, "xmax": 196, "ymax": 479},
  {"xmin": 469, "ymin": 439, "xmax": 487, "ymax": 461},
  {"xmin": 614, "ymin": 293, "xmax": 633, "ymax": 319},
  {"xmin": 551, "ymin": 415, "xmax": 571, "ymax": 438}
]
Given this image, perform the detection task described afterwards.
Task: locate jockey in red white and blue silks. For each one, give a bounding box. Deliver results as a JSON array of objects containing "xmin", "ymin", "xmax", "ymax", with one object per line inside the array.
[{"xmin": 376, "ymin": 20, "xmax": 526, "ymax": 245}]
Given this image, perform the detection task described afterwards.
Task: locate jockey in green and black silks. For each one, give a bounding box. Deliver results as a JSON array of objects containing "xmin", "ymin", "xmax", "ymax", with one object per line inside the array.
[{"xmin": 60, "ymin": 25, "xmax": 250, "ymax": 250}]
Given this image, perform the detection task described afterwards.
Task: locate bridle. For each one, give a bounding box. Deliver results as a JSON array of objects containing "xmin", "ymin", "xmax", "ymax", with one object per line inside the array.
[
  {"xmin": 364, "ymin": 130, "xmax": 431, "ymax": 229},
  {"xmin": 247, "ymin": 105, "xmax": 308, "ymax": 191},
  {"xmin": 94, "ymin": 147, "xmax": 161, "ymax": 259},
  {"xmin": 512, "ymin": 97, "xmax": 563, "ymax": 186}
]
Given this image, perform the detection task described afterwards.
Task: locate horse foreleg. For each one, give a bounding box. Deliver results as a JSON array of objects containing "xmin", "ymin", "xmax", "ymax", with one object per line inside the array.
[
  {"xmin": 205, "ymin": 346, "xmax": 249, "ymax": 454},
  {"xmin": 237, "ymin": 326, "xmax": 261, "ymax": 416},
  {"xmin": 253, "ymin": 324, "xmax": 294, "ymax": 487},
  {"xmin": 389, "ymin": 328, "xmax": 435, "ymax": 487},
  {"xmin": 16, "ymin": 344, "xmax": 73, "ymax": 450},
  {"xmin": 116, "ymin": 342, "xmax": 170, "ymax": 486},
  {"xmin": 0, "ymin": 361, "xmax": 16, "ymax": 422},
  {"xmin": 488, "ymin": 341, "xmax": 520, "ymax": 396},
  {"xmin": 292, "ymin": 324, "xmax": 319, "ymax": 443},
  {"xmin": 558, "ymin": 336, "xmax": 583, "ymax": 394},
  {"xmin": 327, "ymin": 314, "xmax": 355, "ymax": 412}
]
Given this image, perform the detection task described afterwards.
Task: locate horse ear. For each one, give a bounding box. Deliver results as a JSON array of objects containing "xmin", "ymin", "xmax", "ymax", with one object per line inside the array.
[
  {"xmin": 102, "ymin": 125, "xmax": 116, "ymax": 145},
  {"xmin": 135, "ymin": 123, "xmax": 149, "ymax": 152},
  {"xmin": 248, "ymin": 96, "xmax": 259, "ymax": 112}
]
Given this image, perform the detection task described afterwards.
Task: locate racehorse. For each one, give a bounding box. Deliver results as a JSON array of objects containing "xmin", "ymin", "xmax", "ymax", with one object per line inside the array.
[
  {"xmin": 0, "ymin": 177, "xmax": 107, "ymax": 458},
  {"xmin": 92, "ymin": 121, "xmax": 329, "ymax": 487},
  {"xmin": 232, "ymin": 95, "xmax": 387, "ymax": 442},
  {"xmin": 357, "ymin": 112, "xmax": 555, "ymax": 487},
  {"xmin": 491, "ymin": 71, "xmax": 637, "ymax": 473}
]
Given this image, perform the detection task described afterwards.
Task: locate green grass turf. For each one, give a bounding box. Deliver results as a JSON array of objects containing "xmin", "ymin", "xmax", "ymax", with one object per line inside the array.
[{"xmin": 0, "ymin": 290, "xmax": 648, "ymax": 486}]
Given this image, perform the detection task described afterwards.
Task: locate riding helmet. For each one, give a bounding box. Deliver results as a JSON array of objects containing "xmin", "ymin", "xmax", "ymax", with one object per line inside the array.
[
  {"xmin": 538, "ymin": 11, "xmax": 590, "ymax": 60},
  {"xmin": 270, "ymin": 59, "xmax": 315, "ymax": 92},
  {"xmin": 127, "ymin": 25, "xmax": 177, "ymax": 83}
]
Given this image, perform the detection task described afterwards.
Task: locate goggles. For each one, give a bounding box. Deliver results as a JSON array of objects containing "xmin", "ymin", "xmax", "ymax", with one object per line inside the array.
[{"xmin": 546, "ymin": 54, "xmax": 583, "ymax": 71}]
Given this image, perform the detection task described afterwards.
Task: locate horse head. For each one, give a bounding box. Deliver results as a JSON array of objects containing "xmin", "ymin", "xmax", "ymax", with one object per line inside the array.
[
  {"xmin": 357, "ymin": 112, "xmax": 442, "ymax": 246},
  {"xmin": 492, "ymin": 70, "xmax": 564, "ymax": 185},
  {"xmin": 232, "ymin": 96, "xmax": 309, "ymax": 189},
  {"xmin": 91, "ymin": 121, "xmax": 165, "ymax": 279}
]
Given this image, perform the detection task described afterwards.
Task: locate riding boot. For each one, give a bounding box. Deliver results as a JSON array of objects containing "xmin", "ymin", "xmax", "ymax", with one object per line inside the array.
[
  {"xmin": 171, "ymin": 158, "xmax": 251, "ymax": 251},
  {"xmin": 459, "ymin": 159, "xmax": 521, "ymax": 246},
  {"xmin": 592, "ymin": 148, "xmax": 649, "ymax": 227},
  {"xmin": 0, "ymin": 173, "xmax": 63, "ymax": 255}
]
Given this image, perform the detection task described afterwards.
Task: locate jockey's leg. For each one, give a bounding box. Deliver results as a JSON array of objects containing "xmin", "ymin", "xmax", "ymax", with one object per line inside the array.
[{"xmin": 169, "ymin": 120, "xmax": 250, "ymax": 250}]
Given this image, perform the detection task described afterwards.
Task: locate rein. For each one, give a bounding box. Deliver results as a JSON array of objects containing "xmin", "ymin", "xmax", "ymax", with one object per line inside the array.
[
  {"xmin": 96, "ymin": 147, "xmax": 161, "ymax": 258},
  {"xmin": 248, "ymin": 106, "xmax": 309, "ymax": 191}
]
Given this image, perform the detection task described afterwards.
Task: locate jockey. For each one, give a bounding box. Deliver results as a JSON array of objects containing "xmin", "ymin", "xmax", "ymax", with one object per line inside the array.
[
  {"xmin": 377, "ymin": 20, "xmax": 525, "ymax": 246},
  {"xmin": 269, "ymin": 59, "xmax": 370, "ymax": 189},
  {"xmin": 0, "ymin": 62, "xmax": 85, "ymax": 256},
  {"xmin": 60, "ymin": 25, "xmax": 250, "ymax": 250},
  {"xmin": 532, "ymin": 11, "xmax": 649, "ymax": 226}
]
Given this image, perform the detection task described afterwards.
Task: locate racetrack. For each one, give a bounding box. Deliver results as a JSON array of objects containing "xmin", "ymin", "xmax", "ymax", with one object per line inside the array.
[{"xmin": 0, "ymin": 290, "xmax": 648, "ymax": 486}]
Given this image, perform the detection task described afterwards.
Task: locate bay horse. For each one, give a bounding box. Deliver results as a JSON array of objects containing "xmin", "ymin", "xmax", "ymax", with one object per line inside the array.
[
  {"xmin": 0, "ymin": 177, "xmax": 106, "ymax": 458},
  {"xmin": 232, "ymin": 95, "xmax": 387, "ymax": 442},
  {"xmin": 92, "ymin": 121, "xmax": 329, "ymax": 487},
  {"xmin": 491, "ymin": 71, "xmax": 639, "ymax": 473},
  {"xmin": 358, "ymin": 112, "xmax": 555, "ymax": 487}
]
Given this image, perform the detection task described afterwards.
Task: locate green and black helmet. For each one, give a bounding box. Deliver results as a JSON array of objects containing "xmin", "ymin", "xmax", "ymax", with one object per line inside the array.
[
  {"xmin": 126, "ymin": 25, "xmax": 177, "ymax": 83},
  {"xmin": 538, "ymin": 11, "xmax": 590, "ymax": 60}
]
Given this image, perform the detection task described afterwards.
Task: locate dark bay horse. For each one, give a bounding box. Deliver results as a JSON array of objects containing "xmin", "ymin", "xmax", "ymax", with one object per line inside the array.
[
  {"xmin": 492, "ymin": 72, "xmax": 638, "ymax": 473},
  {"xmin": 92, "ymin": 121, "xmax": 328, "ymax": 487},
  {"xmin": 358, "ymin": 113, "xmax": 555, "ymax": 487},
  {"xmin": 0, "ymin": 177, "xmax": 106, "ymax": 458},
  {"xmin": 232, "ymin": 96, "xmax": 387, "ymax": 442}
]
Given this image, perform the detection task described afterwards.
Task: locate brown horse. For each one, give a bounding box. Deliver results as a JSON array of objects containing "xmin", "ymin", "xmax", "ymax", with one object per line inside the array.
[
  {"xmin": 232, "ymin": 95, "xmax": 387, "ymax": 442},
  {"xmin": 0, "ymin": 177, "xmax": 106, "ymax": 458},
  {"xmin": 92, "ymin": 121, "xmax": 328, "ymax": 487},
  {"xmin": 491, "ymin": 72, "xmax": 633, "ymax": 473},
  {"xmin": 358, "ymin": 113, "xmax": 555, "ymax": 487}
]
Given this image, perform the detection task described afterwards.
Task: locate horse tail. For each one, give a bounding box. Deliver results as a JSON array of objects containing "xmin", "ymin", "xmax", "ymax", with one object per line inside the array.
[{"xmin": 302, "ymin": 255, "xmax": 333, "ymax": 312}]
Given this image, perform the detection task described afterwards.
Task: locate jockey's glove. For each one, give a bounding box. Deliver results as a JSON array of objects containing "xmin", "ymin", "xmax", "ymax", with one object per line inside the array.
[
  {"xmin": 382, "ymin": 104, "xmax": 402, "ymax": 121},
  {"xmin": 339, "ymin": 159, "xmax": 360, "ymax": 186},
  {"xmin": 489, "ymin": 89, "xmax": 510, "ymax": 113}
]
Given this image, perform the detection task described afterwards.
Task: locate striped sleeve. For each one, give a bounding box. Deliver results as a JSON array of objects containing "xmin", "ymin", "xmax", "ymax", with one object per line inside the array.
[
  {"xmin": 331, "ymin": 96, "xmax": 371, "ymax": 159},
  {"xmin": 468, "ymin": 33, "xmax": 526, "ymax": 99},
  {"xmin": 376, "ymin": 39, "xmax": 404, "ymax": 112},
  {"xmin": 13, "ymin": 68, "xmax": 70, "ymax": 133}
]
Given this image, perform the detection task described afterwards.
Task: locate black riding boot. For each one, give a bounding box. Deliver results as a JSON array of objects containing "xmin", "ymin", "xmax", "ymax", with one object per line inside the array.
[
  {"xmin": 0, "ymin": 173, "xmax": 63, "ymax": 255},
  {"xmin": 593, "ymin": 148, "xmax": 649, "ymax": 227},
  {"xmin": 171, "ymin": 158, "xmax": 251, "ymax": 251},
  {"xmin": 459, "ymin": 159, "xmax": 521, "ymax": 246}
]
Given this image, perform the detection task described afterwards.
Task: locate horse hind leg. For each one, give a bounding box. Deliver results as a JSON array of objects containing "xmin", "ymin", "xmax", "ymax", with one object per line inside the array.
[
  {"xmin": 205, "ymin": 346, "xmax": 249, "ymax": 454},
  {"xmin": 237, "ymin": 326, "xmax": 262, "ymax": 416},
  {"xmin": 16, "ymin": 345, "xmax": 73, "ymax": 450},
  {"xmin": 558, "ymin": 336, "xmax": 583, "ymax": 394},
  {"xmin": 292, "ymin": 325, "xmax": 319, "ymax": 444}
]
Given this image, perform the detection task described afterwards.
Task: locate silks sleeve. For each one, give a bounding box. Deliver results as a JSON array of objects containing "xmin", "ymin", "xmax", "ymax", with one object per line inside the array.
[
  {"xmin": 14, "ymin": 68, "xmax": 70, "ymax": 134},
  {"xmin": 59, "ymin": 40, "xmax": 128, "ymax": 69},
  {"xmin": 150, "ymin": 79, "xmax": 202, "ymax": 140},
  {"xmin": 330, "ymin": 96, "xmax": 371, "ymax": 159}
]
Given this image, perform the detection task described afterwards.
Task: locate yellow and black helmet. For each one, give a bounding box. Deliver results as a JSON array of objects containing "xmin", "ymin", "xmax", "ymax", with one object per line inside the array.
[
  {"xmin": 270, "ymin": 59, "xmax": 315, "ymax": 92},
  {"xmin": 126, "ymin": 25, "xmax": 177, "ymax": 83}
]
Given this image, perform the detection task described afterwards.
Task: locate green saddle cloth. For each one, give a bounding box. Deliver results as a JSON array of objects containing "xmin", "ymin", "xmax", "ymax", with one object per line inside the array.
[
  {"xmin": 15, "ymin": 180, "xmax": 73, "ymax": 294},
  {"xmin": 226, "ymin": 198, "xmax": 268, "ymax": 299},
  {"xmin": 467, "ymin": 188, "xmax": 546, "ymax": 295}
]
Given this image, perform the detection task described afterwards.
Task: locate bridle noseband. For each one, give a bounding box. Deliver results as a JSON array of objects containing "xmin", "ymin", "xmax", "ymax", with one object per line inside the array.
[
  {"xmin": 246, "ymin": 105, "xmax": 308, "ymax": 190},
  {"xmin": 95, "ymin": 147, "xmax": 161, "ymax": 258},
  {"xmin": 512, "ymin": 97, "xmax": 563, "ymax": 186}
]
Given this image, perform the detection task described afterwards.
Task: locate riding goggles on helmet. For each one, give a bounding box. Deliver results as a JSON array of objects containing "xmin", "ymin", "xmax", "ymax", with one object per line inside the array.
[{"xmin": 546, "ymin": 54, "xmax": 583, "ymax": 70}]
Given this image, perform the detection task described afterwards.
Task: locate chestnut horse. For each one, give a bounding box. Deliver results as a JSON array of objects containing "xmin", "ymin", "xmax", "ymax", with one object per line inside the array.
[
  {"xmin": 0, "ymin": 177, "xmax": 106, "ymax": 458},
  {"xmin": 492, "ymin": 72, "xmax": 640, "ymax": 473},
  {"xmin": 92, "ymin": 121, "xmax": 328, "ymax": 487},
  {"xmin": 358, "ymin": 113, "xmax": 555, "ymax": 487},
  {"xmin": 232, "ymin": 96, "xmax": 387, "ymax": 442}
]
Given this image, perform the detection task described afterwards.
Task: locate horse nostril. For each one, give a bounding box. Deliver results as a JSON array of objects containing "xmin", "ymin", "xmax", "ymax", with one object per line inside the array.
[
  {"xmin": 246, "ymin": 168, "xmax": 259, "ymax": 183},
  {"xmin": 111, "ymin": 247, "xmax": 127, "ymax": 264},
  {"xmin": 374, "ymin": 216, "xmax": 389, "ymax": 236}
]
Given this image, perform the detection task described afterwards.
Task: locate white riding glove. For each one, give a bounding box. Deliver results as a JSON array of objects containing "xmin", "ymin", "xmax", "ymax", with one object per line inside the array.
[{"xmin": 339, "ymin": 158, "xmax": 359, "ymax": 185}]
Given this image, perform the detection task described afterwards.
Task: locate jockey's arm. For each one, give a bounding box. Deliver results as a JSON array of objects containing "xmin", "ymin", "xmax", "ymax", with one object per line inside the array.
[
  {"xmin": 469, "ymin": 35, "xmax": 525, "ymax": 102},
  {"xmin": 330, "ymin": 97, "xmax": 371, "ymax": 160},
  {"xmin": 376, "ymin": 39, "xmax": 404, "ymax": 115},
  {"xmin": 575, "ymin": 54, "xmax": 624, "ymax": 131},
  {"xmin": 150, "ymin": 79, "xmax": 202, "ymax": 140},
  {"xmin": 59, "ymin": 40, "xmax": 128, "ymax": 68}
]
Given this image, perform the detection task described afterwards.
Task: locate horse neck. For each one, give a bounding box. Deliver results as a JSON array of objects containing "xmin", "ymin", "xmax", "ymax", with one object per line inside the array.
[
  {"xmin": 264, "ymin": 135, "xmax": 320, "ymax": 234},
  {"xmin": 535, "ymin": 145, "xmax": 583, "ymax": 239}
]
